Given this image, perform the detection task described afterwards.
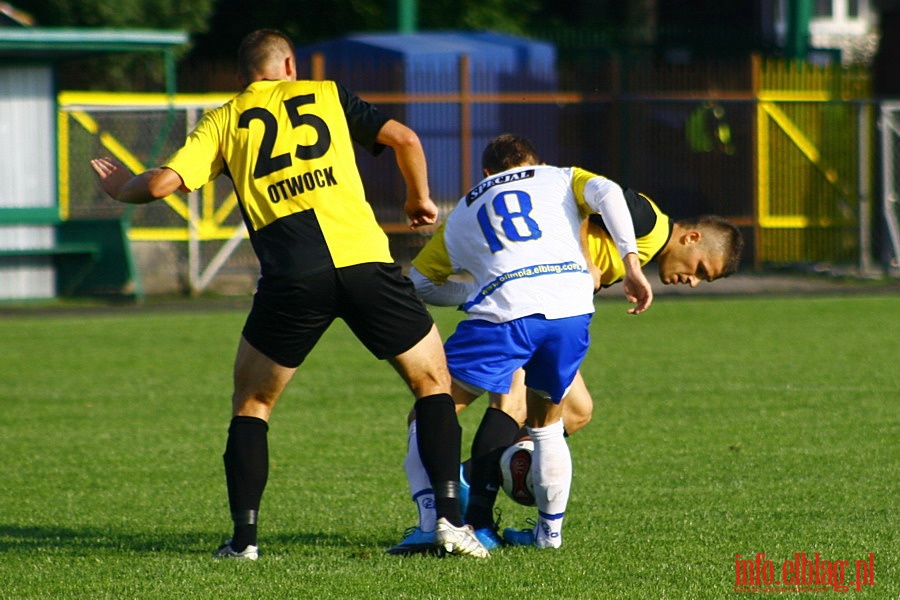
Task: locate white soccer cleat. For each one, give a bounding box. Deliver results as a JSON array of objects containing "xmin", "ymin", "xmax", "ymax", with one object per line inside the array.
[
  {"xmin": 213, "ymin": 540, "xmax": 259, "ymax": 560},
  {"xmin": 434, "ymin": 517, "xmax": 490, "ymax": 558}
]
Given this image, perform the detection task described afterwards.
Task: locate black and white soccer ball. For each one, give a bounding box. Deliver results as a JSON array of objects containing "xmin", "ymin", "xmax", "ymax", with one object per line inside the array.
[{"xmin": 499, "ymin": 439, "xmax": 536, "ymax": 506}]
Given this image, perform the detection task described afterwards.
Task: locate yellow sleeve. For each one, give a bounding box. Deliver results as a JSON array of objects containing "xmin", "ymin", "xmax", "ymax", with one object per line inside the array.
[
  {"xmin": 570, "ymin": 166, "xmax": 603, "ymax": 218},
  {"xmin": 164, "ymin": 109, "xmax": 225, "ymax": 191},
  {"xmin": 410, "ymin": 222, "xmax": 454, "ymax": 284}
]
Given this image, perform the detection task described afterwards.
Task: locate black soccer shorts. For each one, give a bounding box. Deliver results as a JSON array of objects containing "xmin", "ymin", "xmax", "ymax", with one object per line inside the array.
[{"xmin": 242, "ymin": 262, "xmax": 435, "ymax": 368}]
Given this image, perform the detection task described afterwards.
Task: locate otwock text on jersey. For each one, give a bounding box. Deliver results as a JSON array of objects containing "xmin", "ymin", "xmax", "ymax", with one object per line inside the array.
[{"xmin": 267, "ymin": 166, "xmax": 338, "ymax": 203}]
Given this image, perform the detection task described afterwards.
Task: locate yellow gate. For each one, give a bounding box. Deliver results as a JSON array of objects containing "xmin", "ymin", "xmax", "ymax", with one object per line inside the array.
[
  {"xmin": 58, "ymin": 91, "xmax": 253, "ymax": 293},
  {"xmin": 754, "ymin": 56, "xmax": 871, "ymax": 265}
]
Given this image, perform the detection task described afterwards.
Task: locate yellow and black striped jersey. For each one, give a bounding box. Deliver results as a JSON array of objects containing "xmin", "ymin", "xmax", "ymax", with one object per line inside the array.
[
  {"xmin": 164, "ymin": 80, "xmax": 392, "ymax": 284},
  {"xmin": 586, "ymin": 189, "xmax": 671, "ymax": 287}
]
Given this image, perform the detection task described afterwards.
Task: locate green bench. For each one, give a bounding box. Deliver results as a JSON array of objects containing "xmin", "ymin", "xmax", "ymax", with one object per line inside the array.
[
  {"xmin": 0, "ymin": 218, "xmax": 140, "ymax": 299},
  {"xmin": 0, "ymin": 242, "xmax": 101, "ymax": 296}
]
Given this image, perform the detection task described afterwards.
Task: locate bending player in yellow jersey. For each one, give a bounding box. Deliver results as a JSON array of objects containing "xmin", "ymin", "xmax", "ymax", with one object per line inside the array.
[{"xmin": 389, "ymin": 138, "xmax": 743, "ymax": 553}]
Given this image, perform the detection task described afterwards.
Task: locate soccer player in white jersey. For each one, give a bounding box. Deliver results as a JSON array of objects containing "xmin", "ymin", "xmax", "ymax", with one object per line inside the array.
[
  {"xmin": 390, "ymin": 168, "xmax": 744, "ymax": 553},
  {"xmin": 393, "ymin": 216, "xmax": 741, "ymax": 553},
  {"xmin": 399, "ymin": 134, "xmax": 653, "ymax": 551}
]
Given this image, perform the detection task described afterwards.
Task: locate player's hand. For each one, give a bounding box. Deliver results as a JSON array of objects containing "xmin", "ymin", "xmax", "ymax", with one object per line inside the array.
[
  {"xmin": 405, "ymin": 196, "xmax": 439, "ymax": 228},
  {"xmin": 90, "ymin": 157, "xmax": 133, "ymax": 200},
  {"xmin": 622, "ymin": 254, "xmax": 653, "ymax": 314}
]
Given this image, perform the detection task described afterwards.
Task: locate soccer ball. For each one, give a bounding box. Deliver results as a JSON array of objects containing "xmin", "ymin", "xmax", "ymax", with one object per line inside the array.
[{"xmin": 499, "ymin": 439, "xmax": 535, "ymax": 506}]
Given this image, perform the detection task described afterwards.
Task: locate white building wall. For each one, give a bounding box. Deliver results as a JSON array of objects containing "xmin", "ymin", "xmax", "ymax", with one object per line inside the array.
[
  {"xmin": 0, "ymin": 66, "xmax": 57, "ymax": 299},
  {"xmin": 0, "ymin": 66, "xmax": 55, "ymax": 209}
]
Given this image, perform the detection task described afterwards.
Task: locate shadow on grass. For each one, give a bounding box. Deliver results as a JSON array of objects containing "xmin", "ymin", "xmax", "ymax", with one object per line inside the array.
[{"xmin": 0, "ymin": 524, "xmax": 394, "ymax": 557}]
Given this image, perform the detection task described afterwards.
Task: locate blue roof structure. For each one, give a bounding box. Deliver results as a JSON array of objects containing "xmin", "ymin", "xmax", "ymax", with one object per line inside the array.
[
  {"xmin": 299, "ymin": 31, "xmax": 556, "ymax": 93},
  {"xmin": 297, "ymin": 31, "xmax": 559, "ymax": 213}
]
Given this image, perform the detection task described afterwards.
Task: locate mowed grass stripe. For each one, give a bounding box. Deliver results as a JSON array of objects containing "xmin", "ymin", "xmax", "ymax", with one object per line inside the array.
[{"xmin": 0, "ymin": 294, "xmax": 896, "ymax": 599}]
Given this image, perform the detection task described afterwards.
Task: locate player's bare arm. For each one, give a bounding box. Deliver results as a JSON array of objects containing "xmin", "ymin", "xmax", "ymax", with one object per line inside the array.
[
  {"xmin": 376, "ymin": 119, "xmax": 437, "ymax": 227},
  {"xmin": 622, "ymin": 253, "xmax": 654, "ymax": 314},
  {"xmin": 90, "ymin": 157, "xmax": 184, "ymax": 204}
]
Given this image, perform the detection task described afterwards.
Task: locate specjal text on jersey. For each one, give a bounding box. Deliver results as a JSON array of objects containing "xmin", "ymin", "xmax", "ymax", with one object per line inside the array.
[
  {"xmin": 267, "ymin": 166, "xmax": 337, "ymax": 203},
  {"xmin": 466, "ymin": 169, "xmax": 535, "ymax": 205}
]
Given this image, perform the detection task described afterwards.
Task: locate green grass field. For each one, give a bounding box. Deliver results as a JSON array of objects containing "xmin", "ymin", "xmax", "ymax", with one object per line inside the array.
[{"xmin": 0, "ymin": 293, "xmax": 897, "ymax": 599}]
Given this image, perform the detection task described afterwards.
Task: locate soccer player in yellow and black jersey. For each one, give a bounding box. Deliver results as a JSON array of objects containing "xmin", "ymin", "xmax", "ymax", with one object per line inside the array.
[
  {"xmin": 584, "ymin": 190, "xmax": 743, "ymax": 289},
  {"xmin": 91, "ymin": 28, "xmax": 489, "ymax": 560}
]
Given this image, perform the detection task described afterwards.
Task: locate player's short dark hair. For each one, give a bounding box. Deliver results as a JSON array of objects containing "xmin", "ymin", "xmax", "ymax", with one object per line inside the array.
[
  {"xmin": 676, "ymin": 215, "xmax": 744, "ymax": 277},
  {"xmin": 238, "ymin": 29, "xmax": 294, "ymax": 83},
  {"xmin": 481, "ymin": 134, "xmax": 541, "ymax": 174}
]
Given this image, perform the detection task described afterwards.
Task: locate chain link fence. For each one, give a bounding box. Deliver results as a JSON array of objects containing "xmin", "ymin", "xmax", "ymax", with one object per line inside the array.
[{"xmin": 57, "ymin": 55, "xmax": 897, "ymax": 294}]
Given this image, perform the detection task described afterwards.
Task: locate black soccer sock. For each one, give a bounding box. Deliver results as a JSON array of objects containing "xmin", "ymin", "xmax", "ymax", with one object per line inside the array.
[
  {"xmin": 465, "ymin": 407, "xmax": 521, "ymax": 529},
  {"xmin": 414, "ymin": 393, "xmax": 464, "ymax": 526},
  {"xmin": 222, "ymin": 415, "xmax": 269, "ymax": 549}
]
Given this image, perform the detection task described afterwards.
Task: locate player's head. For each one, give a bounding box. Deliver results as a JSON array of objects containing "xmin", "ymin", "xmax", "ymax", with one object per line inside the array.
[
  {"xmin": 482, "ymin": 134, "xmax": 541, "ymax": 175},
  {"xmin": 238, "ymin": 29, "xmax": 296, "ymax": 85},
  {"xmin": 656, "ymin": 216, "xmax": 743, "ymax": 287}
]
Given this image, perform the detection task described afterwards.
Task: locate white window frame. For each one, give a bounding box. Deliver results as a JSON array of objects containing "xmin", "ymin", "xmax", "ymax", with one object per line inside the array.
[
  {"xmin": 810, "ymin": 0, "xmax": 872, "ymax": 36},
  {"xmin": 774, "ymin": 0, "xmax": 874, "ymax": 40}
]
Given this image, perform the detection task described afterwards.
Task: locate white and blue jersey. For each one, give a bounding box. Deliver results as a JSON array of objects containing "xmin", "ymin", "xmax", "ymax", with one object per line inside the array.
[
  {"xmin": 413, "ymin": 164, "xmax": 638, "ymax": 402},
  {"xmin": 414, "ymin": 165, "xmax": 637, "ymax": 324},
  {"xmin": 445, "ymin": 165, "xmax": 593, "ymax": 323}
]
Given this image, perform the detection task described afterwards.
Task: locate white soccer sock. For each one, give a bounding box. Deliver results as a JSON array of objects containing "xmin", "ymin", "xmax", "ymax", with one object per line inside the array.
[
  {"xmin": 403, "ymin": 420, "xmax": 436, "ymax": 532},
  {"xmin": 527, "ymin": 419, "xmax": 571, "ymax": 549}
]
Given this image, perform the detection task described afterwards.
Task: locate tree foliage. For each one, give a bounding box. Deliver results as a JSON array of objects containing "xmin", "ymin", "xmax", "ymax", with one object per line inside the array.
[
  {"xmin": 14, "ymin": 0, "xmax": 216, "ymax": 90},
  {"xmin": 14, "ymin": 0, "xmax": 213, "ymax": 31},
  {"xmin": 416, "ymin": 0, "xmax": 541, "ymax": 36},
  {"xmin": 189, "ymin": 0, "xmax": 388, "ymax": 59},
  {"xmin": 188, "ymin": 0, "xmax": 546, "ymax": 59},
  {"xmin": 10, "ymin": 0, "xmax": 633, "ymax": 89}
]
